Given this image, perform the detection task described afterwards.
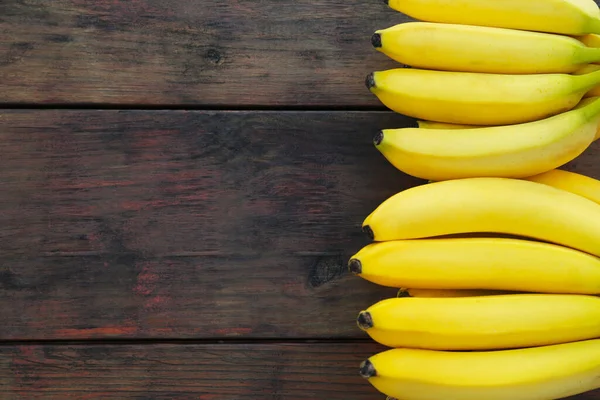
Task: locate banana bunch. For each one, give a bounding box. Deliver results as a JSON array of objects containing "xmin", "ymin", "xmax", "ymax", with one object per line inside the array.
[
  {"xmin": 366, "ymin": 0, "xmax": 600, "ymax": 181},
  {"xmin": 351, "ymin": 1, "xmax": 600, "ymax": 399}
]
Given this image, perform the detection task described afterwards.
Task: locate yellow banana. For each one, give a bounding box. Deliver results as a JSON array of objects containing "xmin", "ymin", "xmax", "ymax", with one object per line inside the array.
[
  {"xmin": 349, "ymin": 238, "xmax": 600, "ymax": 294},
  {"xmin": 575, "ymin": 33, "xmax": 600, "ymax": 48},
  {"xmin": 361, "ymin": 177, "xmax": 600, "ymax": 257},
  {"xmin": 366, "ymin": 68, "xmax": 600, "ymax": 125},
  {"xmin": 397, "ymin": 288, "xmax": 522, "ymax": 298},
  {"xmin": 373, "ymin": 22, "xmax": 600, "ymax": 74},
  {"xmin": 357, "ymin": 294, "xmax": 600, "ymax": 350},
  {"xmin": 373, "ymin": 96, "xmax": 600, "ymax": 180},
  {"xmin": 360, "ymin": 339, "xmax": 600, "ymax": 400},
  {"xmin": 385, "ymin": 0, "xmax": 600, "ymax": 35},
  {"xmin": 524, "ymin": 169, "xmax": 600, "ymax": 205},
  {"xmin": 575, "ymin": 63, "xmax": 600, "ymax": 96},
  {"xmin": 417, "ymin": 116, "xmax": 600, "ymax": 140}
]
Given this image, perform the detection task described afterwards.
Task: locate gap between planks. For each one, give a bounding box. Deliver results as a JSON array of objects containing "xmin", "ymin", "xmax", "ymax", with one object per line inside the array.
[{"xmin": 0, "ymin": 103, "xmax": 390, "ymax": 112}]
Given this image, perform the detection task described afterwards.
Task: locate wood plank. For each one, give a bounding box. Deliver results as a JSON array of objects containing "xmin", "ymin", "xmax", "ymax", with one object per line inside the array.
[
  {"xmin": 0, "ymin": 342, "xmax": 598, "ymax": 399},
  {"xmin": 0, "ymin": 110, "xmax": 420, "ymax": 340},
  {"xmin": 0, "ymin": 0, "xmax": 407, "ymax": 106}
]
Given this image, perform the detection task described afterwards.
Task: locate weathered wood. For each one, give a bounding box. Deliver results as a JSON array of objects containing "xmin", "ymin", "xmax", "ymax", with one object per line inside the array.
[
  {"xmin": 0, "ymin": 342, "xmax": 598, "ymax": 399},
  {"xmin": 0, "ymin": 110, "xmax": 421, "ymax": 340},
  {"xmin": 0, "ymin": 0, "xmax": 408, "ymax": 106},
  {"xmin": 0, "ymin": 342, "xmax": 384, "ymax": 399}
]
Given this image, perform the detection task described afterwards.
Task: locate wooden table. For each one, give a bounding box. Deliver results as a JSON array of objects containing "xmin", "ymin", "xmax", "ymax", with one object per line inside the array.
[{"xmin": 1, "ymin": 1, "xmax": 599, "ymax": 398}]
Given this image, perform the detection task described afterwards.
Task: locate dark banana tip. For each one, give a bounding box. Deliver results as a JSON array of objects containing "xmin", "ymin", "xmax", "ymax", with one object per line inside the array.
[
  {"xmin": 363, "ymin": 225, "xmax": 375, "ymax": 240},
  {"xmin": 374, "ymin": 130, "xmax": 384, "ymax": 146},
  {"xmin": 365, "ymin": 72, "xmax": 376, "ymax": 90},
  {"xmin": 348, "ymin": 258, "xmax": 362, "ymax": 274},
  {"xmin": 360, "ymin": 359, "xmax": 377, "ymax": 379},
  {"xmin": 382, "ymin": 0, "xmax": 389, "ymax": 4},
  {"xmin": 371, "ymin": 33, "xmax": 382, "ymax": 48},
  {"xmin": 397, "ymin": 288, "xmax": 411, "ymax": 298},
  {"xmin": 357, "ymin": 311, "xmax": 374, "ymax": 330}
]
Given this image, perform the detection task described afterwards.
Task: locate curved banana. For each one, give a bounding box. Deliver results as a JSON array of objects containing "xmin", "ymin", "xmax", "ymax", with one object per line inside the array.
[
  {"xmin": 417, "ymin": 117, "xmax": 600, "ymax": 141},
  {"xmin": 357, "ymin": 294, "xmax": 600, "ymax": 350},
  {"xmin": 360, "ymin": 339, "xmax": 600, "ymax": 400},
  {"xmin": 361, "ymin": 177, "xmax": 600, "ymax": 257},
  {"xmin": 349, "ymin": 237, "xmax": 600, "ymax": 293},
  {"xmin": 574, "ymin": 63, "xmax": 600, "ymax": 97},
  {"xmin": 366, "ymin": 68, "xmax": 600, "ymax": 125},
  {"xmin": 373, "ymin": 97, "xmax": 600, "ymax": 180},
  {"xmin": 373, "ymin": 22, "xmax": 600, "ymax": 74},
  {"xmin": 385, "ymin": 0, "xmax": 600, "ymax": 35},
  {"xmin": 398, "ymin": 288, "xmax": 522, "ymax": 298},
  {"xmin": 575, "ymin": 33, "xmax": 600, "ymax": 48},
  {"xmin": 524, "ymin": 169, "xmax": 600, "ymax": 205}
]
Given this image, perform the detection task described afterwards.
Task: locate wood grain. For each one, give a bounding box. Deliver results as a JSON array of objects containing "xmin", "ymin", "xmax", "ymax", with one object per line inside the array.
[
  {"xmin": 0, "ymin": 342, "xmax": 598, "ymax": 399},
  {"xmin": 0, "ymin": 110, "xmax": 421, "ymax": 340},
  {"xmin": 0, "ymin": 0, "xmax": 407, "ymax": 106},
  {"xmin": 0, "ymin": 342, "xmax": 384, "ymax": 399}
]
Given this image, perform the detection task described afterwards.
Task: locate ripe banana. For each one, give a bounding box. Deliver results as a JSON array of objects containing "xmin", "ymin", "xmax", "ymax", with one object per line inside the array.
[
  {"xmin": 524, "ymin": 169, "xmax": 600, "ymax": 205},
  {"xmin": 366, "ymin": 68, "xmax": 600, "ymax": 125},
  {"xmin": 349, "ymin": 237, "xmax": 600, "ymax": 293},
  {"xmin": 575, "ymin": 63, "xmax": 600, "ymax": 96},
  {"xmin": 372, "ymin": 22, "xmax": 600, "ymax": 74},
  {"xmin": 385, "ymin": 0, "xmax": 600, "ymax": 35},
  {"xmin": 361, "ymin": 177, "xmax": 600, "ymax": 257},
  {"xmin": 357, "ymin": 294, "xmax": 600, "ymax": 350},
  {"xmin": 373, "ymin": 96, "xmax": 600, "ymax": 180},
  {"xmin": 398, "ymin": 288, "xmax": 522, "ymax": 298},
  {"xmin": 417, "ymin": 115, "xmax": 600, "ymax": 140},
  {"xmin": 360, "ymin": 339, "xmax": 600, "ymax": 400}
]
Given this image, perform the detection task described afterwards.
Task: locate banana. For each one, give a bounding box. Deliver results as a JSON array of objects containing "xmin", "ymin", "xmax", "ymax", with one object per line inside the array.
[
  {"xmin": 360, "ymin": 339, "xmax": 600, "ymax": 400},
  {"xmin": 372, "ymin": 22, "xmax": 600, "ymax": 74},
  {"xmin": 385, "ymin": 0, "xmax": 600, "ymax": 35},
  {"xmin": 361, "ymin": 177, "xmax": 600, "ymax": 257},
  {"xmin": 575, "ymin": 33, "xmax": 600, "ymax": 49},
  {"xmin": 366, "ymin": 68, "xmax": 600, "ymax": 125},
  {"xmin": 524, "ymin": 169, "xmax": 600, "ymax": 205},
  {"xmin": 357, "ymin": 294, "xmax": 600, "ymax": 350},
  {"xmin": 373, "ymin": 96, "xmax": 600, "ymax": 180},
  {"xmin": 398, "ymin": 288, "xmax": 522, "ymax": 298},
  {"xmin": 349, "ymin": 238, "xmax": 600, "ymax": 294},
  {"xmin": 574, "ymin": 63, "xmax": 600, "ymax": 97}
]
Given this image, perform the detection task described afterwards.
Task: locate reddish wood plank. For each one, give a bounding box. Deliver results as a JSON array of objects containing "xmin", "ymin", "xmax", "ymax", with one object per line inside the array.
[
  {"xmin": 0, "ymin": 0, "xmax": 407, "ymax": 106},
  {"xmin": 0, "ymin": 342, "xmax": 598, "ymax": 399},
  {"xmin": 0, "ymin": 110, "xmax": 419, "ymax": 340}
]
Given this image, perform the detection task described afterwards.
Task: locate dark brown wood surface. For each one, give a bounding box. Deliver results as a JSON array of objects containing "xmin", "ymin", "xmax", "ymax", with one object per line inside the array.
[
  {"xmin": 0, "ymin": 342, "xmax": 597, "ymax": 399},
  {"xmin": 0, "ymin": 0, "xmax": 407, "ymax": 106},
  {"xmin": 0, "ymin": 342, "xmax": 385, "ymax": 399},
  {"xmin": 1, "ymin": 110, "xmax": 419, "ymax": 340}
]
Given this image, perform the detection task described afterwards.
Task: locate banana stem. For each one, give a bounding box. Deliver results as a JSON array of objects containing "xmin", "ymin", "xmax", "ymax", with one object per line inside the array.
[
  {"xmin": 573, "ymin": 69, "xmax": 600, "ymax": 93},
  {"xmin": 588, "ymin": 17, "xmax": 600, "ymax": 36},
  {"xmin": 579, "ymin": 46, "xmax": 600, "ymax": 64},
  {"xmin": 579, "ymin": 96, "xmax": 600, "ymax": 120}
]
